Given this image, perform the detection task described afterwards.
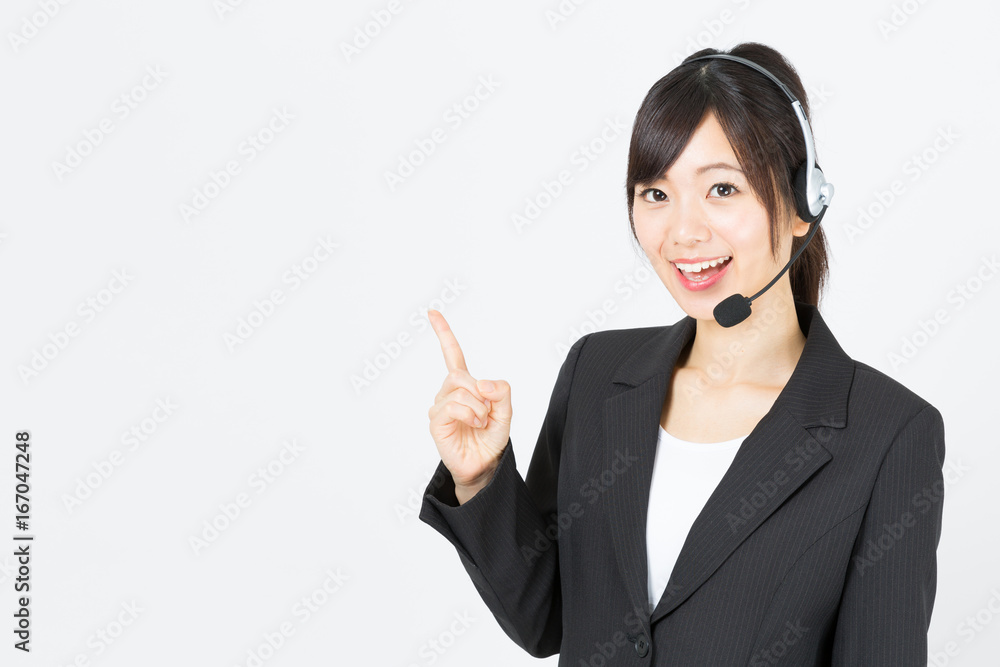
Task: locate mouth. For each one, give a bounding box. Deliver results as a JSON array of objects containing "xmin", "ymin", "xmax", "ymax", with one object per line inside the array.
[{"xmin": 671, "ymin": 256, "xmax": 732, "ymax": 291}]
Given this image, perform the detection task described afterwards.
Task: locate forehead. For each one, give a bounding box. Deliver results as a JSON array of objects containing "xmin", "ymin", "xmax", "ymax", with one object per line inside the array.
[
  {"xmin": 674, "ymin": 114, "xmax": 736, "ymax": 160},
  {"xmin": 659, "ymin": 161, "xmax": 744, "ymax": 181},
  {"xmin": 652, "ymin": 113, "xmax": 743, "ymax": 182}
]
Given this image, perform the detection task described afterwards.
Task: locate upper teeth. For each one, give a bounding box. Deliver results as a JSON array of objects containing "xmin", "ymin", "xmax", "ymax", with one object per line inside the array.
[{"xmin": 674, "ymin": 256, "xmax": 730, "ymax": 272}]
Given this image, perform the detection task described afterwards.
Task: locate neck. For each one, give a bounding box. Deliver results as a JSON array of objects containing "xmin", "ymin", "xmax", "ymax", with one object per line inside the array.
[{"xmin": 681, "ymin": 290, "xmax": 807, "ymax": 387}]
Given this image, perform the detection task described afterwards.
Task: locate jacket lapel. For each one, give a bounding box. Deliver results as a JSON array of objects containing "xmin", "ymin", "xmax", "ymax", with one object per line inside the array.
[{"xmin": 601, "ymin": 301, "xmax": 855, "ymax": 624}]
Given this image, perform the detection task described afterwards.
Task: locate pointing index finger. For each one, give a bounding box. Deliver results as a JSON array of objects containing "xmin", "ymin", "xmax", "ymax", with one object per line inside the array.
[{"xmin": 428, "ymin": 309, "xmax": 469, "ymax": 374}]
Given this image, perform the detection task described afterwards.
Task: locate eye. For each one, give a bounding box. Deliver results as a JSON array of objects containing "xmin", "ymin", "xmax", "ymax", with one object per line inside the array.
[
  {"xmin": 637, "ymin": 188, "xmax": 667, "ymax": 203},
  {"xmin": 710, "ymin": 182, "xmax": 740, "ymax": 198}
]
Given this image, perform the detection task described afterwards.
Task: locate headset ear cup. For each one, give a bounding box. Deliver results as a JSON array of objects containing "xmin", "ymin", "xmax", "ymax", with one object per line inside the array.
[{"xmin": 793, "ymin": 162, "xmax": 817, "ymax": 223}]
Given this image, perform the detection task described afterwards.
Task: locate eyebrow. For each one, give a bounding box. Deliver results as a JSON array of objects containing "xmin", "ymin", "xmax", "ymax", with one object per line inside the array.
[
  {"xmin": 654, "ymin": 162, "xmax": 744, "ymax": 181},
  {"xmin": 696, "ymin": 161, "xmax": 743, "ymax": 175}
]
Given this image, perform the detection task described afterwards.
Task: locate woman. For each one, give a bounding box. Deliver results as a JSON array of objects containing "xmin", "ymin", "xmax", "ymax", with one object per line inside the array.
[{"xmin": 420, "ymin": 42, "xmax": 945, "ymax": 665}]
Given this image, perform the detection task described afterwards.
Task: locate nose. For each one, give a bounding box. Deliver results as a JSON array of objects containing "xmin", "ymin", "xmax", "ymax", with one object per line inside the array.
[{"xmin": 670, "ymin": 197, "xmax": 713, "ymax": 247}]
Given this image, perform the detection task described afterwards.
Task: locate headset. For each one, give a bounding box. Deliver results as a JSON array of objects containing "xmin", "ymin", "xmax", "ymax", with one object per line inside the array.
[{"xmin": 684, "ymin": 53, "xmax": 835, "ymax": 327}]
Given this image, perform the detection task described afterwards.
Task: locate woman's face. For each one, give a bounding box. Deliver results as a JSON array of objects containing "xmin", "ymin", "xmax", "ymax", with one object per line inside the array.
[{"xmin": 632, "ymin": 111, "xmax": 810, "ymax": 323}]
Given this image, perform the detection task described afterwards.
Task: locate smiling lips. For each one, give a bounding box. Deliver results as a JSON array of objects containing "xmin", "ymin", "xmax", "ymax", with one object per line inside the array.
[{"xmin": 671, "ymin": 255, "xmax": 732, "ymax": 290}]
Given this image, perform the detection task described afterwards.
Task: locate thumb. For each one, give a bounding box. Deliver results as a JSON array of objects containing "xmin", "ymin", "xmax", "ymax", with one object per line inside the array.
[{"xmin": 476, "ymin": 379, "xmax": 511, "ymax": 421}]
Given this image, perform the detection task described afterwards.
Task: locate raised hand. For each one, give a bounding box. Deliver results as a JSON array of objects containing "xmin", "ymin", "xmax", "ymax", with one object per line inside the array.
[{"xmin": 427, "ymin": 309, "xmax": 512, "ymax": 503}]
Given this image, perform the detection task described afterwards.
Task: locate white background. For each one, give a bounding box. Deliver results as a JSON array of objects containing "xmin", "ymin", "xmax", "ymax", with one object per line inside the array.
[{"xmin": 1, "ymin": 0, "xmax": 997, "ymax": 665}]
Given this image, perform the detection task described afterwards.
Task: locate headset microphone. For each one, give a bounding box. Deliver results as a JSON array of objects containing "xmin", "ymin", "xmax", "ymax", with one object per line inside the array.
[{"xmin": 685, "ymin": 54, "xmax": 835, "ymax": 328}]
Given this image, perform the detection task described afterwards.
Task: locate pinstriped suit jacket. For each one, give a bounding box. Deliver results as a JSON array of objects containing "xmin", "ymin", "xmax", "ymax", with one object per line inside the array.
[{"xmin": 420, "ymin": 300, "xmax": 945, "ymax": 665}]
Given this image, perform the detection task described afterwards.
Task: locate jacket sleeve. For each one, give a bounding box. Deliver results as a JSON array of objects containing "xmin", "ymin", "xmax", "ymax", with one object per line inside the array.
[
  {"xmin": 831, "ymin": 403, "xmax": 946, "ymax": 665},
  {"xmin": 418, "ymin": 332, "xmax": 591, "ymax": 658}
]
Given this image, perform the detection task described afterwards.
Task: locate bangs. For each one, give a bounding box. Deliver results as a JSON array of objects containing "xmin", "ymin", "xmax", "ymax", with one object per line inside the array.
[{"xmin": 628, "ymin": 75, "xmax": 713, "ymax": 190}]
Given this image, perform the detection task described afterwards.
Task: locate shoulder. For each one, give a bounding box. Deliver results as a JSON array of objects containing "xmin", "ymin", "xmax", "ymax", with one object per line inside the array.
[
  {"xmin": 844, "ymin": 360, "xmax": 945, "ymax": 447},
  {"xmin": 562, "ymin": 324, "xmax": 670, "ymax": 383},
  {"xmin": 850, "ymin": 359, "xmax": 936, "ymax": 415},
  {"xmin": 815, "ymin": 305, "xmax": 937, "ymax": 420},
  {"xmin": 843, "ymin": 361, "xmax": 947, "ymax": 493},
  {"xmin": 579, "ymin": 324, "xmax": 665, "ymax": 349},
  {"xmin": 572, "ymin": 324, "xmax": 665, "ymax": 359}
]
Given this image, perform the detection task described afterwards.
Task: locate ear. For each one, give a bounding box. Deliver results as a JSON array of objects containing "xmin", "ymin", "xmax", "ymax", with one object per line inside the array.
[{"xmin": 791, "ymin": 216, "xmax": 811, "ymax": 238}]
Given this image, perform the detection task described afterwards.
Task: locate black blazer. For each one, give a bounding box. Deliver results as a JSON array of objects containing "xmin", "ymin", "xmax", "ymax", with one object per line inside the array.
[{"xmin": 420, "ymin": 300, "xmax": 945, "ymax": 665}]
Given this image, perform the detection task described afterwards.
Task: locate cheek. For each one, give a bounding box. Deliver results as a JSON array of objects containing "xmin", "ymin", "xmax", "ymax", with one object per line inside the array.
[
  {"xmin": 632, "ymin": 215, "xmax": 659, "ymax": 255},
  {"xmin": 722, "ymin": 210, "xmax": 770, "ymax": 260}
]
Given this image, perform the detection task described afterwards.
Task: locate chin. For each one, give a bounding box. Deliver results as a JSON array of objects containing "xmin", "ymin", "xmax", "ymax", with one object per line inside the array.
[
  {"xmin": 670, "ymin": 292, "xmax": 721, "ymax": 323},
  {"xmin": 684, "ymin": 304, "xmax": 721, "ymax": 323}
]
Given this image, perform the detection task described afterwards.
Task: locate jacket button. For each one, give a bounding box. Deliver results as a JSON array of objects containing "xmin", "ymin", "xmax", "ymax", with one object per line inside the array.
[{"xmin": 634, "ymin": 634, "xmax": 649, "ymax": 657}]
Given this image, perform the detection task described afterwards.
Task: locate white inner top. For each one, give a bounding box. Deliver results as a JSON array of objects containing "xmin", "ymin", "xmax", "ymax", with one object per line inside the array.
[{"xmin": 646, "ymin": 424, "xmax": 747, "ymax": 614}]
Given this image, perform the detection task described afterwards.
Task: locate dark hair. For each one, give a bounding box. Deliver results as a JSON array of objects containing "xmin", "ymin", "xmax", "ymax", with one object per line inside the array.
[{"xmin": 625, "ymin": 42, "xmax": 829, "ymax": 308}]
